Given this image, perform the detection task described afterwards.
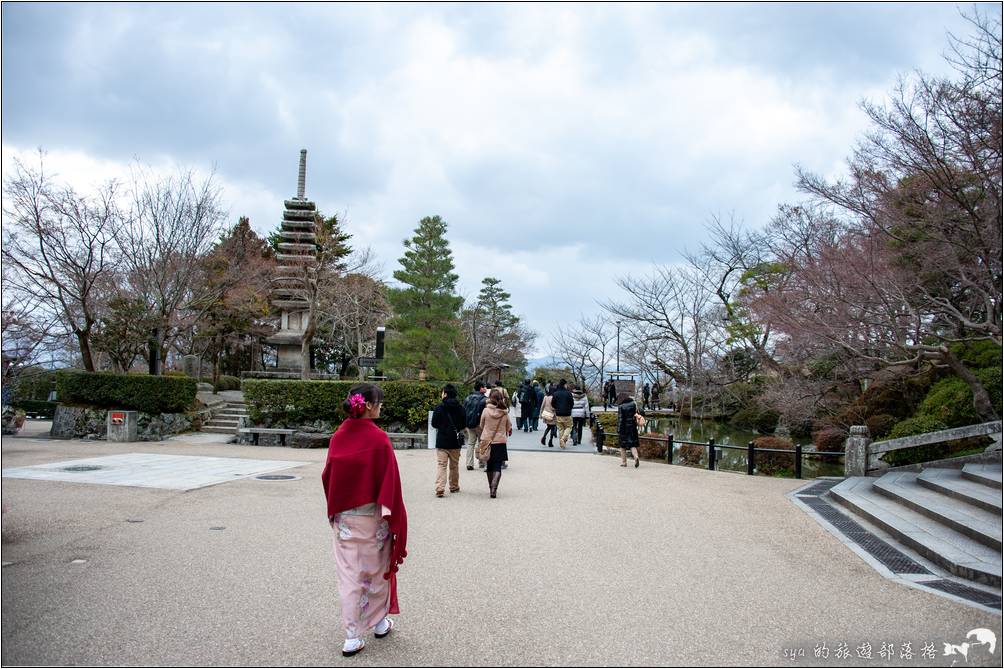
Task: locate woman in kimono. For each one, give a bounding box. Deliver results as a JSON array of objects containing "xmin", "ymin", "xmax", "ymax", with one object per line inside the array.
[{"xmin": 322, "ymin": 384, "xmax": 408, "ymax": 657}]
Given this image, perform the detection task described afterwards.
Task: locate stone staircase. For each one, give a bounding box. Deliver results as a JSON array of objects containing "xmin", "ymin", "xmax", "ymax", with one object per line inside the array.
[
  {"xmin": 202, "ymin": 402, "xmax": 248, "ymax": 436},
  {"xmin": 828, "ymin": 462, "xmax": 1002, "ymax": 588}
]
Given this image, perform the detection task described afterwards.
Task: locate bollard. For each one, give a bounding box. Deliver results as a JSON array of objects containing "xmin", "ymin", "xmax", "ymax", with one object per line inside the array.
[
  {"xmin": 595, "ymin": 423, "xmax": 605, "ymax": 454},
  {"xmin": 666, "ymin": 433, "xmax": 674, "ymax": 464},
  {"xmin": 708, "ymin": 437, "xmax": 716, "ymax": 471},
  {"xmin": 747, "ymin": 441, "xmax": 755, "ymax": 475},
  {"xmin": 795, "ymin": 444, "xmax": 803, "ymax": 479}
]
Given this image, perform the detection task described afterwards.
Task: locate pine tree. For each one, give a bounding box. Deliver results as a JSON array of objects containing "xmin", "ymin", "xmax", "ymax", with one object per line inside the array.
[
  {"xmin": 459, "ymin": 277, "xmax": 534, "ymax": 382},
  {"xmin": 385, "ymin": 215, "xmax": 463, "ymax": 380}
]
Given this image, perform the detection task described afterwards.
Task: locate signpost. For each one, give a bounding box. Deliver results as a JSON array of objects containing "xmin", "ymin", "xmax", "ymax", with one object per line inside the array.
[{"xmin": 357, "ymin": 357, "xmax": 382, "ymax": 368}]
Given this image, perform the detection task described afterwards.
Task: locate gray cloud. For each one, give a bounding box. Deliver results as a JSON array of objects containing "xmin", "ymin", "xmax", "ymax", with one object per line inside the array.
[{"xmin": 2, "ymin": 2, "xmax": 990, "ymax": 356}]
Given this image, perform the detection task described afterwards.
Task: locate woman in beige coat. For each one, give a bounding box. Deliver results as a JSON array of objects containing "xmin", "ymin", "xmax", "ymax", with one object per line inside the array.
[
  {"xmin": 478, "ymin": 388, "xmax": 512, "ymax": 498},
  {"xmin": 538, "ymin": 387, "xmax": 557, "ymax": 448}
]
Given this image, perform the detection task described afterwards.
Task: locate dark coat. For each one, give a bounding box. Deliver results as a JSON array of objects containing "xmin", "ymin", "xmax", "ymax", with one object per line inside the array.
[
  {"xmin": 617, "ymin": 400, "xmax": 644, "ymax": 447},
  {"xmin": 431, "ymin": 398, "xmax": 467, "ymax": 449},
  {"xmin": 551, "ymin": 387, "xmax": 574, "ymax": 416},
  {"xmin": 532, "ymin": 385, "xmax": 544, "ymax": 417}
]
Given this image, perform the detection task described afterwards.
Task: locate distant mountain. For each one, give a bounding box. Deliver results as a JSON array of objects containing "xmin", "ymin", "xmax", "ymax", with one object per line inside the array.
[{"xmin": 526, "ymin": 356, "xmax": 561, "ymax": 371}]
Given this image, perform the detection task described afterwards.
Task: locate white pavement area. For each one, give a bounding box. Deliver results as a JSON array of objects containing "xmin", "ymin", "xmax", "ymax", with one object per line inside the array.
[{"xmin": 1, "ymin": 452, "xmax": 302, "ymax": 491}]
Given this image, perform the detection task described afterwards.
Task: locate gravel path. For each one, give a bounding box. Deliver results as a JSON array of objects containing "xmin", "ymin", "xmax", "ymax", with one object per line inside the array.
[{"xmin": 2, "ymin": 429, "xmax": 1000, "ymax": 666}]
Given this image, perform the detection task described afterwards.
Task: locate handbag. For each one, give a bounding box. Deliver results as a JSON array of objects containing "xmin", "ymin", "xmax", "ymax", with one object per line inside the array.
[
  {"xmin": 634, "ymin": 412, "xmax": 647, "ymax": 428},
  {"xmin": 477, "ymin": 418, "xmax": 505, "ymax": 462},
  {"xmin": 541, "ymin": 406, "xmax": 555, "ymax": 422}
]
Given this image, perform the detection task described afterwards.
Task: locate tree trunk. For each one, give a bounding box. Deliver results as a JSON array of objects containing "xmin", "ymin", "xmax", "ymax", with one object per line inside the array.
[
  {"xmin": 301, "ymin": 312, "xmax": 316, "ymax": 381},
  {"xmin": 212, "ymin": 334, "xmax": 223, "ymax": 395},
  {"xmin": 76, "ymin": 329, "xmax": 96, "ymax": 372},
  {"xmin": 941, "ymin": 347, "xmax": 997, "ymax": 422}
]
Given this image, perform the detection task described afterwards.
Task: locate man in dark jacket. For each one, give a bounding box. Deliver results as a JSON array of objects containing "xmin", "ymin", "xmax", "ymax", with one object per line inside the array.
[
  {"xmin": 531, "ymin": 381, "xmax": 544, "ymax": 431},
  {"xmin": 462, "ymin": 381, "xmax": 488, "ymax": 471},
  {"xmin": 431, "ymin": 384, "xmax": 467, "ymax": 497},
  {"xmin": 518, "ymin": 380, "xmax": 535, "ymax": 433},
  {"xmin": 550, "ymin": 379, "xmax": 574, "ymax": 449},
  {"xmin": 642, "ymin": 382, "xmax": 651, "ymax": 410}
]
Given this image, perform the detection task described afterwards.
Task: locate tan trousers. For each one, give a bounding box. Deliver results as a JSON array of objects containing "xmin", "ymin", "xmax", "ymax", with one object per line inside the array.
[
  {"xmin": 465, "ymin": 427, "xmax": 481, "ymax": 468},
  {"xmin": 435, "ymin": 449, "xmax": 461, "ymax": 493},
  {"xmin": 555, "ymin": 416, "xmax": 573, "ymax": 448}
]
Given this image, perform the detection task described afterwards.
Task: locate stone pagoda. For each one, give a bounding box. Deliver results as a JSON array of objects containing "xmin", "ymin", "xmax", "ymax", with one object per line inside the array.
[{"xmin": 266, "ymin": 149, "xmax": 317, "ymax": 374}]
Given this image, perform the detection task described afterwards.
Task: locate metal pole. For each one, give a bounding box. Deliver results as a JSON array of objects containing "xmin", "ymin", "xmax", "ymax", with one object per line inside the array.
[
  {"xmin": 747, "ymin": 441, "xmax": 755, "ymax": 475},
  {"xmin": 666, "ymin": 433, "xmax": 674, "ymax": 464},
  {"xmin": 708, "ymin": 437, "xmax": 716, "ymax": 471},
  {"xmin": 616, "ymin": 321, "xmax": 621, "ymax": 372},
  {"xmin": 795, "ymin": 444, "xmax": 803, "ymax": 479}
]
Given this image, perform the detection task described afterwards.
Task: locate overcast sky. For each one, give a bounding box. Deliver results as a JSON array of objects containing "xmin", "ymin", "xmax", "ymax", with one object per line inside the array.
[{"xmin": 1, "ymin": 2, "xmax": 989, "ymax": 360}]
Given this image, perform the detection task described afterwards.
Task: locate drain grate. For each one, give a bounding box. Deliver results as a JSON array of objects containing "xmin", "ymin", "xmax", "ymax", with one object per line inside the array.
[
  {"xmin": 254, "ymin": 474, "xmax": 298, "ymax": 481},
  {"xmin": 797, "ymin": 480, "xmax": 839, "ymax": 497},
  {"xmin": 920, "ymin": 579, "xmax": 1002, "ymax": 609},
  {"xmin": 61, "ymin": 465, "xmax": 104, "ymax": 472},
  {"xmin": 799, "ymin": 496, "xmax": 931, "ymax": 575}
]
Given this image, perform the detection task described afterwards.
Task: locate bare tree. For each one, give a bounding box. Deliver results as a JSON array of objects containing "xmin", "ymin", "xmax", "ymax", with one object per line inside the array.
[
  {"xmin": 116, "ymin": 165, "xmax": 227, "ymax": 372},
  {"xmin": 2, "ymin": 154, "xmax": 124, "ymax": 371},
  {"xmin": 459, "ymin": 277, "xmax": 536, "ymax": 384}
]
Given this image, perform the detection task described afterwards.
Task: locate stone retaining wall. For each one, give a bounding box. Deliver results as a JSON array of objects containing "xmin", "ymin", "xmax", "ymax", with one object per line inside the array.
[{"xmin": 50, "ymin": 405, "xmax": 209, "ymax": 441}]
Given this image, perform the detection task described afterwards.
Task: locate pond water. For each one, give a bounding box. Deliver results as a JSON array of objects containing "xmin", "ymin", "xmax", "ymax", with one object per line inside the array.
[{"xmin": 636, "ymin": 415, "xmax": 844, "ymax": 479}]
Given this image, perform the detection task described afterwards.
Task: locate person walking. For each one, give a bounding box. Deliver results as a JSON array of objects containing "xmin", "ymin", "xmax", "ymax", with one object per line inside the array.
[
  {"xmin": 478, "ymin": 388, "xmax": 512, "ymax": 498},
  {"xmin": 430, "ymin": 384, "xmax": 467, "ymax": 497},
  {"xmin": 539, "ymin": 387, "xmax": 557, "ymax": 447},
  {"xmin": 602, "ymin": 380, "xmax": 611, "ymax": 410},
  {"xmin": 651, "ymin": 381, "xmax": 662, "ymax": 410},
  {"xmin": 322, "ymin": 384, "xmax": 408, "ymax": 657},
  {"xmin": 512, "ymin": 387, "xmax": 524, "ymax": 431},
  {"xmin": 518, "ymin": 380, "xmax": 535, "ymax": 432},
  {"xmin": 605, "ymin": 381, "xmax": 617, "ymax": 411},
  {"xmin": 615, "ymin": 391, "xmax": 645, "ymax": 468},
  {"xmin": 642, "ymin": 382, "xmax": 651, "ymax": 411},
  {"xmin": 570, "ymin": 384, "xmax": 591, "ymax": 446},
  {"xmin": 463, "ymin": 382, "xmax": 488, "ymax": 471},
  {"xmin": 531, "ymin": 381, "xmax": 543, "ymax": 432},
  {"xmin": 550, "ymin": 379, "xmax": 574, "ymax": 449}
]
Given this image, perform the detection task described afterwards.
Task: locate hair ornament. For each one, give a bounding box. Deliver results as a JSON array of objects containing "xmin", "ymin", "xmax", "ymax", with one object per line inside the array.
[{"xmin": 348, "ymin": 393, "xmax": 367, "ymax": 418}]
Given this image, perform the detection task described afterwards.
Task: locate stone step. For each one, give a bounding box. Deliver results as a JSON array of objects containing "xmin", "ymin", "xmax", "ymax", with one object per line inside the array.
[
  {"xmin": 917, "ymin": 468, "xmax": 1003, "ymax": 515},
  {"xmin": 214, "ymin": 412, "xmax": 247, "ymax": 420},
  {"xmin": 828, "ymin": 477, "xmax": 1001, "ymax": 587},
  {"xmin": 202, "ymin": 426, "xmax": 239, "ymax": 434},
  {"xmin": 872, "ymin": 472, "xmax": 1001, "ymax": 550},
  {"xmin": 962, "ymin": 463, "xmax": 1003, "ymax": 489},
  {"xmin": 205, "ymin": 419, "xmax": 239, "ymax": 428}
]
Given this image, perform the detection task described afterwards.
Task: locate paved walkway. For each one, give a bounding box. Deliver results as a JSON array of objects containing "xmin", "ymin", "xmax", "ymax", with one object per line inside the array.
[{"xmin": 2, "ymin": 424, "xmax": 1000, "ymax": 666}]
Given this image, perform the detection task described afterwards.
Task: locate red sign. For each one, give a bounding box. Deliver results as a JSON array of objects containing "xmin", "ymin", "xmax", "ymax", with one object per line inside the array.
[{"xmin": 110, "ymin": 412, "xmax": 125, "ymax": 425}]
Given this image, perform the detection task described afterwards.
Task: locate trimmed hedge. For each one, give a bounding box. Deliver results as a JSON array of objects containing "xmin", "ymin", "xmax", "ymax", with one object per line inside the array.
[
  {"xmin": 11, "ymin": 400, "xmax": 58, "ymax": 418},
  {"xmin": 241, "ymin": 379, "xmax": 443, "ymax": 432},
  {"xmin": 56, "ymin": 370, "xmax": 198, "ymax": 414}
]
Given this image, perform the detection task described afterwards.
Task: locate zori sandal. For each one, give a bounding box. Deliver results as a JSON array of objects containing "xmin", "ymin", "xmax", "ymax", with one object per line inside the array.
[{"xmin": 374, "ymin": 617, "xmax": 395, "ymax": 639}]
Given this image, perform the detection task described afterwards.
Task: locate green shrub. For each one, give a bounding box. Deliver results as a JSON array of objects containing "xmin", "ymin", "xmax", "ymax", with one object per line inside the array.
[
  {"xmin": 11, "ymin": 399, "xmax": 58, "ymax": 418},
  {"xmin": 887, "ymin": 415, "xmax": 949, "ymax": 440},
  {"xmin": 199, "ymin": 375, "xmax": 241, "ymax": 391},
  {"xmin": 751, "ymin": 436, "xmax": 795, "ymax": 476},
  {"xmin": 56, "ymin": 370, "xmax": 197, "ymax": 414},
  {"xmin": 949, "ymin": 341, "xmax": 1003, "ymax": 369},
  {"xmin": 730, "ymin": 406, "xmax": 779, "ymax": 433},
  {"xmin": 905, "ymin": 368, "xmax": 1000, "ymax": 430},
  {"xmin": 11, "ymin": 367, "xmax": 56, "ymax": 402},
  {"xmin": 241, "ymin": 379, "xmax": 442, "ymax": 432},
  {"xmin": 864, "ymin": 414, "xmax": 897, "ymax": 439}
]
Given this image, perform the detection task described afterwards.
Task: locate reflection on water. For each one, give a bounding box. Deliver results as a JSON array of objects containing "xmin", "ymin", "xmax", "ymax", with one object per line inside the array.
[{"xmin": 637, "ymin": 414, "xmax": 844, "ymax": 479}]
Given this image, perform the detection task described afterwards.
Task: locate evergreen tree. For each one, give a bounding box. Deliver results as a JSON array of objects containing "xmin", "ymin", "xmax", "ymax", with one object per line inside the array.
[
  {"xmin": 385, "ymin": 215, "xmax": 463, "ymax": 380},
  {"xmin": 459, "ymin": 277, "xmax": 534, "ymax": 383}
]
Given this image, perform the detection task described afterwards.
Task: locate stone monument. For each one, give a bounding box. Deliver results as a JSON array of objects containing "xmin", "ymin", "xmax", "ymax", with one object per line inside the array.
[{"xmin": 265, "ymin": 150, "xmax": 318, "ymax": 374}]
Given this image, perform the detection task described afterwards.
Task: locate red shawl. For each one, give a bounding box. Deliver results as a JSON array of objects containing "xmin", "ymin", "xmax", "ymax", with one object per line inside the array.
[{"xmin": 321, "ymin": 418, "xmax": 408, "ymax": 613}]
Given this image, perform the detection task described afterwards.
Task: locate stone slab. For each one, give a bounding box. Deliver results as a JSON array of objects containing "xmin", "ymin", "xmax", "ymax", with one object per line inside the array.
[{"xmin": 1, "ymin": 453, "xmax": 302, "ymax": 491}]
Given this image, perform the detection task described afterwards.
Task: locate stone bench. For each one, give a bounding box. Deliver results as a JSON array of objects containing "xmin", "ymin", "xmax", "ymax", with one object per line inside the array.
[
  {"xmin": 388, "ymin": 432, "xmax": 427, "ymax": 449},
  {"xmin": 239, "ymin": 427, "xmax": 296, "ymax": 446}
]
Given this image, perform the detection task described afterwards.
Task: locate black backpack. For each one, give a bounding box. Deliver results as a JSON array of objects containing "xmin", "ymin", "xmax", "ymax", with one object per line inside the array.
[{"xmin": 463, "ymin": 394, "xmax": 485, "ymax": 428}]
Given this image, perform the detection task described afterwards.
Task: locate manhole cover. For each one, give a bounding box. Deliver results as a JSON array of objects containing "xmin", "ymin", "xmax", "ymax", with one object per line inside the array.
[
  {"xmin": 254, "ymin": 474, "xmax": 299, "ymax": 481},
  {"xmin": 61, "ymin": 465, "xmax": 103, "ymax": 472}
]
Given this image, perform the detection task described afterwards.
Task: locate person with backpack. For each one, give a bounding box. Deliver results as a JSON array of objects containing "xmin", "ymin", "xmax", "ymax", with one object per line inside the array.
[
  {"xmin": 463, "ymin": 381, "xmax": 488, "ymax": 471},
  {"xmin": 539, "ymin": 387, "xmax": 557, "ymax": 447},
  {"xmin": 605, "ymin": 381, "xmax": 617, "ymax": 411},
  {"xmin": 430, "ymin": 384, "xmax": 467, "ymax": 497},
  {"xmin": 642, "ymin": 382, "xmax": 651, "ymax": 411}
]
